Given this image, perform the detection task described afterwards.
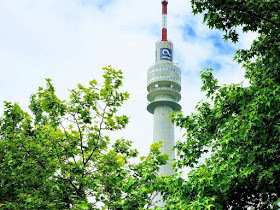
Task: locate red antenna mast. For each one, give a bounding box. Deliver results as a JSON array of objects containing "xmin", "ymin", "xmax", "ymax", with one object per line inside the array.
[{"xmin": 161, "ymin": 0, "xmax": 168, "ymax": 41}]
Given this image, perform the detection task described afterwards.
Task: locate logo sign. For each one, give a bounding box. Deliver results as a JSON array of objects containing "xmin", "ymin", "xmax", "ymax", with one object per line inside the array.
[{"xmin": 160, "ymin": 48, "xmax": 172, "ymax": 61}]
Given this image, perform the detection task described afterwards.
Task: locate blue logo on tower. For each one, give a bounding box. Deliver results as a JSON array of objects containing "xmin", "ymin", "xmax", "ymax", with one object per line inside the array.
[{"xmin": 160, "ymin": 48, "xmax": 172, "ymax": 61}]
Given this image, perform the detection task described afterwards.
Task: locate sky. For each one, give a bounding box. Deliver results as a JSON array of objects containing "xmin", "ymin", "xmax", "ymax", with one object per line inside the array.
[{"xmin": 0, "ymin": 0, "xmax": 258, "ymax": 162}]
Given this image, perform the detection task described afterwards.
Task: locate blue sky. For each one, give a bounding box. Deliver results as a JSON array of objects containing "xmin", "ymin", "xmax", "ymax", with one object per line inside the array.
[
  {"xmin": 0, "ymin": 0, "xmax": 257, "ymax": 158},
  {"xmin": 182, "ymin": 24, "xmax": 196, "ymax": 38}
]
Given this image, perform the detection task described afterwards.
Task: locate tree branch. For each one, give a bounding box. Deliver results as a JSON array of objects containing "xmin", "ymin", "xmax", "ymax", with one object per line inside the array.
[
  {"xmin": 72, "ymin": 113, "xmax": 85, "ymax": 166},
  {"xmin": 84, "ymin": 91, "xmax": 113, "ymax": 166},
  {"xmin": 20, "ymin": 141, "xmax": 50, "ymax": 173},
  {"xmin": 225, "ymin": 4, "xmax": 280, "ymax": 28},
  {"xmin": 59, "ymin": 118, "xmax": 78, "ymax": 165}
]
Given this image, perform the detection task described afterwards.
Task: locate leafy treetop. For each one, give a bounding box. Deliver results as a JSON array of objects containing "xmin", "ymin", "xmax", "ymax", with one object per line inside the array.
[{"xmin": 0, "ymin": 66, "xmax": 168, "ymax": 209}]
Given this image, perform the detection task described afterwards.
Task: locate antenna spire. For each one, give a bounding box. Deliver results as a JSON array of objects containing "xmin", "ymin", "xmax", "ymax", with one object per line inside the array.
[{"xmin": 161, "ymin": 0, "xmax": 168, "ymax": 41}]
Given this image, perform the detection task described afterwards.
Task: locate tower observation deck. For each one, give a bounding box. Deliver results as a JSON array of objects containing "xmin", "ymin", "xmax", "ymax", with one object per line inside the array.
[{"xmin": 147, "ymin": 0, "xmax": 181, "ymax": 176}]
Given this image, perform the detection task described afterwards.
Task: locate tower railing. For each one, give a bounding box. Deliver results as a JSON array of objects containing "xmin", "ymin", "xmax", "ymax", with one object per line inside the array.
[
  {"xmin": 147, "ymin": 76, "xmax": 181, "ymax": 84},
  {"xmin": 148, "ymin": 97, "xmax": 179, "ymax": 104},
  {"xmin": 147, "ymin": 67, "xmax": 181, "ymax": 76},
  {"xmin": 148, "ymin": 86, "xmax": 180, "ymax": 94}
]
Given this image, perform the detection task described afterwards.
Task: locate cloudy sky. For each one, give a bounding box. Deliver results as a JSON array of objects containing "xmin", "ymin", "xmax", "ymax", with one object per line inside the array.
[{"xmin": 0, "ymin": 0, "xmax": 257, "ymax": 159}]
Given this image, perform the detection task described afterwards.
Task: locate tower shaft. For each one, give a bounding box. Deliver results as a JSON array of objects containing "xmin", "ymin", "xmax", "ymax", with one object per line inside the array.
[{"xmin": 153, "ymin": 105, "xmax": 175, "ymax": 175}]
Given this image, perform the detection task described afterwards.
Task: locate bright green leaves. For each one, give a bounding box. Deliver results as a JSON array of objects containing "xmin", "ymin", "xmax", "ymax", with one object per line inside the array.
[
  {"xmin": 1, "ymin": 101, "xmax": 25, "ymax": 131},
  {"xmin": 201, "ymin": 69, "xmax": 219, "ymax": 98},
  {"xmin": 104, "ymin": 114, "xmax": 129, "ymax": 131},
  {"xmin": 150, "ymin": 141, "xmax": 169, "ymax": 166},
  {"xmin": 100, "ymin": 66, "xmax": 129, "ymax": 108},
  {"xmin": 113, "ymin": 139, "xmax": 138, "ymax": 158},
  {"xmin": 30, "ymin": 78, "xmax": 66, "ymax": 127},
  {"xmin": 68, "ymin": 79, "xmax": 100, "ymax": 125},
  {"xmin": 111, "ymin": 142, "xmax": 169, "ymax": 209},
  {"xmin": 0, "ymin": 66, "xmax": 163, "ymax": 209}
]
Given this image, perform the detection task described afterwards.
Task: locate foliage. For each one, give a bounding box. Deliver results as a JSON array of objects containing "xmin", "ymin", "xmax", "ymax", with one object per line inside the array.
[
  {"xmin": 0, "ymin": 66, "xmax": 168, "ymax": 209},
  {"xmin": 160, "ymin": 0, "xmax": 280, "ymax": 209}
]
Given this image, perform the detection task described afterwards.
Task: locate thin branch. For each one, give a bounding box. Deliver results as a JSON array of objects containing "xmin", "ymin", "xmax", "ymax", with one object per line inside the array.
[
  {"xmin": 20, "ymin": 142, "xmax": 50, "ymax": 173},
  {"xmin": 247, "ymin": 9, "xmax": 280, "ymax": 28},
  {"xmin": 84, "ymin": 90, "xmax": 113, "ymax": 166},
  {"xmin": 59, "ymin": 118, "xmax": 78, "ymax": 165},
  {"xmin": 72, "ymin": 113, "xmax": 85, "ymax": 166},
  {"xmin": 225, "ymin": 4, "xmax": 280, "ymax": 28},
  {"xmin": 95, "ymin": 100, "xmax": 104, "ymax": 111},
  {"xmin": 54, "ymin": 175, "xmax": 81, "ymax": 197},
  {"xmin": 147, "ymin": 192, "xmax": 157, "ymax": 208},
  {"xmin": 90, "ymin": 153, "xmax": 118, "ymax": 174}
]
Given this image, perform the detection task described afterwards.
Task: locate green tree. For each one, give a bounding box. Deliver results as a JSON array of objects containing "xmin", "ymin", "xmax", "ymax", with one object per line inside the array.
[
  {"xmin": 159, "ymin": 0, "xmax": 280, "ymax": 209},
  {"xmin": 0, "ymin": 66, "xmax": 168, "ymax": 209}
]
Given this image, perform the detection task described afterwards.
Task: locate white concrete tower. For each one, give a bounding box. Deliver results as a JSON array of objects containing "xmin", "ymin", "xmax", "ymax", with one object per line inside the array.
[{"xmin": 147, "ymin": 0, "xmax": 181, "ymax": 176}]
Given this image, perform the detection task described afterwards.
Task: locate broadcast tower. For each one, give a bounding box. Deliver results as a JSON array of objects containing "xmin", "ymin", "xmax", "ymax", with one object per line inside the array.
[{"xmin": 147, "ymin": 0, "xmax": 181, "ymax": 176}]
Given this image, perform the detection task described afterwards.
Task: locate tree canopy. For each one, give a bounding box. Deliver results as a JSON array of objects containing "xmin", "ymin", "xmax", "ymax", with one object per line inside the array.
[
  {"xmin": 159, "ymin": 0, "xmax": 280, "ymax": 209},
  {"xmin": 0, "ymin": 66, "xmax": 168, "ymax": 209}
]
